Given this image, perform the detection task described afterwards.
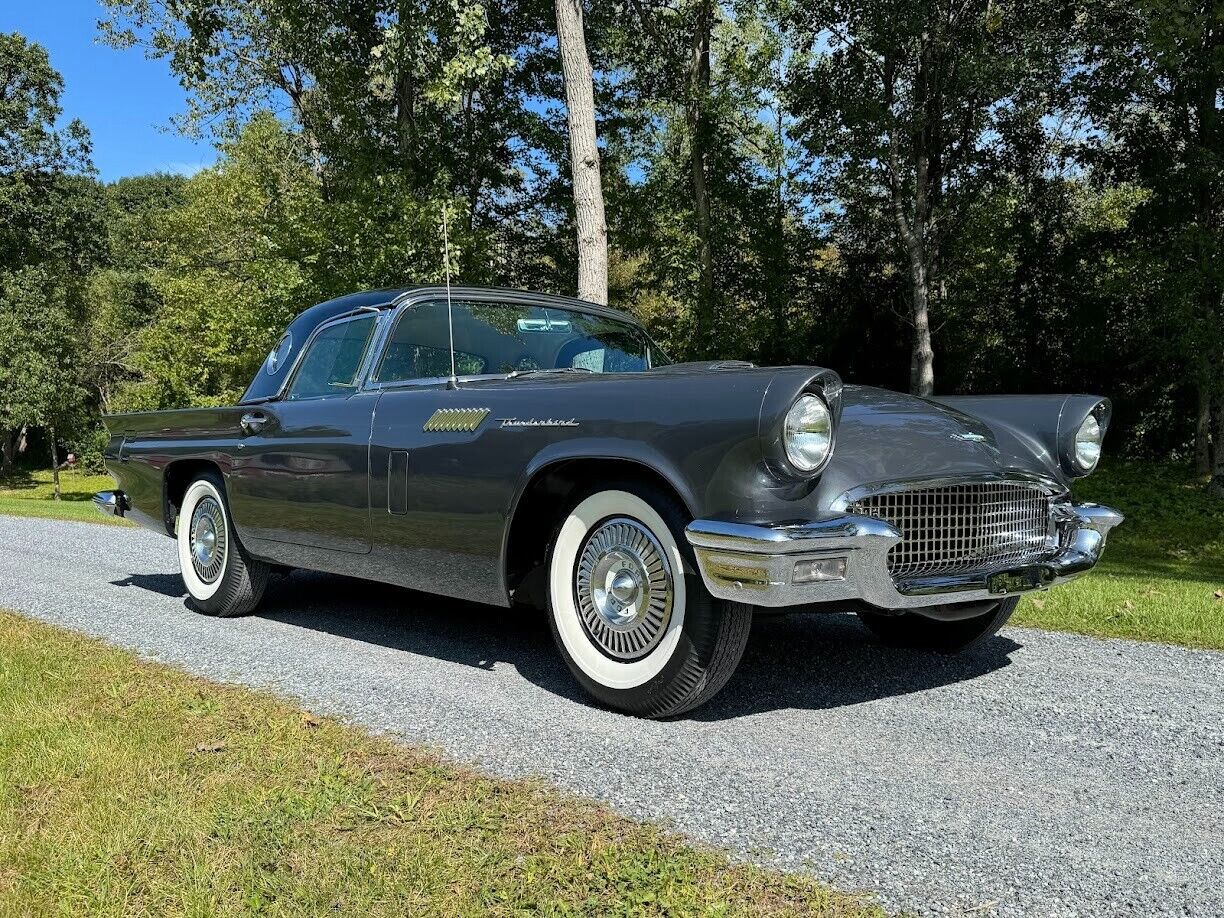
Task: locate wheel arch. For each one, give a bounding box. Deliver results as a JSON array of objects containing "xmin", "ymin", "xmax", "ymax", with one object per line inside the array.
[
  {"xmin": 163, "ymin": 458, "xmax": 225, "ymax": 536},
  {"xmin": 501, "ymin": 455, "xmax": 697, "ymax": 609}
]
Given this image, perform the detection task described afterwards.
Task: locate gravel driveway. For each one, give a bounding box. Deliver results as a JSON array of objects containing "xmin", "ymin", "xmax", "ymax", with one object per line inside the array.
[{"xmin": 1, "ymin": 514, "xmax": 1220, "ymax": 916}]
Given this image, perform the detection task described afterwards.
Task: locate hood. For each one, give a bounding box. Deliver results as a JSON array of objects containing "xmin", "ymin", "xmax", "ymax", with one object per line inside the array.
[{"xmin": 813, "ymin": 385, "xmax": 1061, "ymax": 505}]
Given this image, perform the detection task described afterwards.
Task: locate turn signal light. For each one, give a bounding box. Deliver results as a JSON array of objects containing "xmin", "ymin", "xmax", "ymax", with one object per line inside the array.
[{"xmin": 792, "ymin": 557, "xmax": 847, "ymax": 583}]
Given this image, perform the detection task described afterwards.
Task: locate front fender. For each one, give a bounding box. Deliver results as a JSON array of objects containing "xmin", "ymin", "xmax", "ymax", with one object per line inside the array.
[
  {"xmin": 937, "ymin": 394, "xmax": 1112, "ymax": 483},
  {"xmin": 514, "ymin": 439, "xmax": 702, "ymax": 518},
  {"xmin": 494, "ymin": 366, "xmax": 846, "ymax": 602}
]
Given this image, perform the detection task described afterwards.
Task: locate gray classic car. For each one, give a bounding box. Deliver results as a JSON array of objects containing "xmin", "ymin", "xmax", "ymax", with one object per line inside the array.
[{"xmin": 96, "ymin": 286, "xmax": 1122, "ymax": 717}]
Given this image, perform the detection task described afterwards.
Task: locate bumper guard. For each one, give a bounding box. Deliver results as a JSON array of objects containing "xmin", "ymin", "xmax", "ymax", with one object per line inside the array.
[{"xmin": 92, "ymin": 490, "xmax": 129, "ymax": 518}]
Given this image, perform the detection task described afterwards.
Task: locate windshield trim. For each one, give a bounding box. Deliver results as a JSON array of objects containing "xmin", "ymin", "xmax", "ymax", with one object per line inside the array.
[{"xmin": 366, "ymin": 295, "xmax": 668, "ymax": 388}]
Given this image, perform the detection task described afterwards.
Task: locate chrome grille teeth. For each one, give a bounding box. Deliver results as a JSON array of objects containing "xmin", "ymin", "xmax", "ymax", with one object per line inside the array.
[{"xmin": 848, "ymin": 482, "xmax": 1053, "ymax": 579}]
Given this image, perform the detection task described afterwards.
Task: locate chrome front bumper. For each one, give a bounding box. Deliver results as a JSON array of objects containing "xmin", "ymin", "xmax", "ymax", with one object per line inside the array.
[{"xmin": 685, "ymin": 502, "xmax": 1123, "ymax": 609}]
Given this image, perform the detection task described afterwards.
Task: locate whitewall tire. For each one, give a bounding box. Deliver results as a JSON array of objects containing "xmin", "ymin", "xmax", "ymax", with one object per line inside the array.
[
  {"xmin": 547, "ymin": 482, "xmax": 752, "ymax": 717},
  {"xmin": 177, "ymin": 473, "xmax": 269, "ymax": 617}
]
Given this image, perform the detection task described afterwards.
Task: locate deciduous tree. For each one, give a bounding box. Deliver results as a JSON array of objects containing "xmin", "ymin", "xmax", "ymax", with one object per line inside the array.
[
  {"xmin": 1075, "ymin": 0, "xmax": 1224, "ymax": 487},
  {"xmin": 0, "ymin": 34, "xmax": 103, "ymax": 478},
  {"xmin": 787, "ymin": 0, "xmax": 1074, "ymax": 395}
]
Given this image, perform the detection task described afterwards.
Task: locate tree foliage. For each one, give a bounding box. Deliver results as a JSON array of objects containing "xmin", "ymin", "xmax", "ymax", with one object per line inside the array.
[
  {"xmin": 786, "ymin": 0, "xmax": 1077, "ymax": 394},
  {"xmin": 0, "ymin": 34, "xmax": 104, "ymax": 473},
  {"xmin": 1075, "ymin": 0, "xmax": 1224, "ymax": 481},
  {"xmin": 1, "ymin": 3, "xmax": 1222, "ymax": 476}
]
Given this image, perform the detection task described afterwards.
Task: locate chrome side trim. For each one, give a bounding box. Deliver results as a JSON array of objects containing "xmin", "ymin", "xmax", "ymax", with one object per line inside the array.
[{"xmin": 685, "ymin": 501, "xmax": 1122, "ymax": 610}]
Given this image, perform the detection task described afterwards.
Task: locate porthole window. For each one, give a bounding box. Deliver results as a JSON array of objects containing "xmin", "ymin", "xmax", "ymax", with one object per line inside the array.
[{"xmin": 266, "ymin": 332, "xmax": 293, "ymax": 375}]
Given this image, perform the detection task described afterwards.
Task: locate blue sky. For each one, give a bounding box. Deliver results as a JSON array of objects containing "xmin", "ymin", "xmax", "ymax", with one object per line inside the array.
[{"xmin": 5, "ymin": 0, "xmax": 216, "ymax": 181}]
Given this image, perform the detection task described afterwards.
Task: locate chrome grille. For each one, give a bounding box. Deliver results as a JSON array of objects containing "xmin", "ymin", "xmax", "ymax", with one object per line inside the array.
[{"xmin": 847, "ymin": 482, "xmax": 1053, "ymax": 579}]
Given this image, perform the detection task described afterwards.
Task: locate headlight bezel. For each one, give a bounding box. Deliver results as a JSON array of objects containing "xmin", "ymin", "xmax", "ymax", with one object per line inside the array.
[
  {"xmin": 782, "ymin": 393, "xmax": 835, "ymax": 475},
  {"xmin": 1061, "ymin": 398, "xmax": 1111, "ymax": 478}
]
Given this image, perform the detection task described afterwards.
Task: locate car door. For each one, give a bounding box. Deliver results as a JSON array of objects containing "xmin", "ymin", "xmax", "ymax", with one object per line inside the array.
[
  {"xmin": 365, "ymin": 297, "xmax": 551, "ymax": 604},
  {"xmin": 228, "ymin": 311, "xmax": 381, "ymax": 554},
  {"xmin": 364, "ymin": 294, "xmax": 663, "ymax": 604}
]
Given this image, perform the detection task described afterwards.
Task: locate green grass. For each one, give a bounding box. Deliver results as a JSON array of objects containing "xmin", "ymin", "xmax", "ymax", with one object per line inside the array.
[
  {"xmin": 0, "ymin": 469, "xmax": 129, "ymax": 525},
  {"xmin": 1014, "ymin": 461, "xmax": 1224, "ymax": 650},
  {"xmin": 0, "ymin": 611, "xmax": 880, "ymax": 918}
]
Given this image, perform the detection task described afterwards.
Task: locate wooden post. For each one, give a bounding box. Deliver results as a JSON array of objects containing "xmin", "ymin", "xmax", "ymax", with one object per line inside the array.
[{"xmin": 49, "ymin": 424, "xmax": 61, "ymax": 501}]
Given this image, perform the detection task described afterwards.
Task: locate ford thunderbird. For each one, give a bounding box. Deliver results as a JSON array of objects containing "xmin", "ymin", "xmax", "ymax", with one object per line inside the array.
[{"xmin": 95, "ymin": 286, "xmax": 1122, "ymax": 717}]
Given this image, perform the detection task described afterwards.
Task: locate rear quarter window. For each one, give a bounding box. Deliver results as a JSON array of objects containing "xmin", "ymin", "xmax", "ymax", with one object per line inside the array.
[{"xmin": 286, "ymin": 316, "xmax": 377, "ymax": 400}]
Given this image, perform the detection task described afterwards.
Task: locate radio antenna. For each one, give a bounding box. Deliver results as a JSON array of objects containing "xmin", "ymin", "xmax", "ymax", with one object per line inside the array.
[{"xmin": 442, "ymin": 201, "xmax": 458, "ymax": 389}]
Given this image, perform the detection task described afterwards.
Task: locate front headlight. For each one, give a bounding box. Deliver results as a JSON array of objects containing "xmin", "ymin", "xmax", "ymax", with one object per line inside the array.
[
  {"xmin": 1074, "ymin": 414, "xmax": 1102, "ymax": 471},
  {"xmin": 784, "ymin": 394, "xmax": 833, "ymax": 473}
]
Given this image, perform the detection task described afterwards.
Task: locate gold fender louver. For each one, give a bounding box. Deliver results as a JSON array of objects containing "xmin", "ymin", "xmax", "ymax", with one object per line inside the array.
[{"xmin": 422, "ymin": 407, "xmax": 490, "ymax": 433}]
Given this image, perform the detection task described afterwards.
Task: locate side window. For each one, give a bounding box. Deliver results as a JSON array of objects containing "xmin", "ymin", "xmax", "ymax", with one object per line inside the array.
[{"xmin": 286, "ymin": 315, "xmax": 377, "ymax": 400}]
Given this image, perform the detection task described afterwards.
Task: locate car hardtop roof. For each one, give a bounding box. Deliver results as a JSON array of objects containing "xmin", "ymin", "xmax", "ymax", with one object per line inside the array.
[
  {"xmin": 240, "ymin": 285, "xmax": 643, "ymax": 403},
  {"xmin": 306, "ymin": 285, "xmax": 638, "ymax": 326}
]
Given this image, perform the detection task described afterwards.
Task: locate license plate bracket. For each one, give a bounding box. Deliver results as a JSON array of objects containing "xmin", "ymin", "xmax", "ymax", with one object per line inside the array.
[{"xmin": 987, "ymin": 565, "xmax": 1054, "ymax": 595}]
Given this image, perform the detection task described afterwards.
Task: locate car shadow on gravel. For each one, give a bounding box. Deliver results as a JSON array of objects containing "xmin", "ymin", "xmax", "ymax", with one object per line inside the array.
[
  {"xmin": 252, "ymin": 570, "xmax": 592, "ymax": 705},
  {"xmin": 111, "ymin": 573, "xmax": 188, "ymax": 598},
  {"xmin": 687, "ymin": 613, "xmax": 1021, "ymax": 721},
  {"xmin": 241, "ymin": 570, "xmax": 1022, "ymax": 719}
]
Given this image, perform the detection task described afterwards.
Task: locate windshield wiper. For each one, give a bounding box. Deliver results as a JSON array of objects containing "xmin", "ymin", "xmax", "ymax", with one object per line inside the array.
[{"xmin": 505, "ymin": 367, "xmax": 595, "ymax": 379}]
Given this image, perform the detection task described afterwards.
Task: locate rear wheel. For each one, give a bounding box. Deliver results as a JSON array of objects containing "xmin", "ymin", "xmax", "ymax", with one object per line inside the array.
[
  {"xmin": 856, "ymin": 597, "xmax": 1019, "ymax": 652},
  {"xmin": 177, "ymin": 473, "xmax": 269, "ymax": 617},
  {"xmin": 546, "ymin": 483, "xmax": 752, "ymax": 718}
]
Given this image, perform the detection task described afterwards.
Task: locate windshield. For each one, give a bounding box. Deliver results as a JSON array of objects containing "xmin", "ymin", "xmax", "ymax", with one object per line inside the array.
[{"xmin": 374, "ymin": 300, "xmax": 668, "ymax": 383}]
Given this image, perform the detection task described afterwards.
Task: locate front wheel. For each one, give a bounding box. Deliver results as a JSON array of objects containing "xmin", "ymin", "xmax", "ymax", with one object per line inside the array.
[
  {"xmin": 856, "ymin": 597, "xmax": 1019, "ymax": 652},
  {"xmin": 547, "ymin": 483, "xmax": 752, "ymax": 718},
  {"xmin": 177, "ymin": 473, "xmax": 269, "ymax": 617}
]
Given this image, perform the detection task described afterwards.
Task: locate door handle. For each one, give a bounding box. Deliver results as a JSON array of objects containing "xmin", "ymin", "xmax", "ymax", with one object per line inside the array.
[{"xmin": 240, "ymin": 412, "xmax": 268, "ymax": 434}]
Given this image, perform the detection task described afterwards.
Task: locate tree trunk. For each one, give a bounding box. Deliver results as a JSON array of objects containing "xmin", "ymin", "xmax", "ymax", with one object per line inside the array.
[
  {"xmin": 1196, "ymin": 384, "xmax": 1213, "ymax": 476},
  {"xmin": 395, "ymin": 69, "xmax": 417, "ymax": 162},
  {"xmin": 49, "ymin": 424, "xmax": 61, "ymax": 501},
  {"xmin": 883, "ymin": 48, "xmax": 937, "ymax": 398},
  {"xmin": 1, "ymin": 425, "xmax": 27, "ymax": 475},
  {"xmin": 909, "ymin": 268, "xmax": 936, "ymax": 397},
  {"xmin": 768, "ymin": 112, "xmax": 788, "ymax": 363},
  {"xmin": 278, "ymin": 68, "xmax": 327, "ymax": 191},
  {"xmin": 688, "ymin": 0, "xmax": 715, "ymax": 355},
  {"xmin": 893, "ymin": 174, "xmax": 935, "ymax": 396},
  {"xmin": 1212, "ymin": 401, "xmax": 1224, "ymax": 499},
  {"xmin": 554, "ymin": 0, "xmax": 608, "ymax": 305}
]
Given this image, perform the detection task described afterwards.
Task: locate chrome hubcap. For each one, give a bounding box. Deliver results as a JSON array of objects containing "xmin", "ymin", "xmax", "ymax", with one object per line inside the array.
[
  {"xmin": 189, "ymin": 496, "xmax": 227, "ymax": 584},
  {"xmin": 574, "ymin": 517, "xmax": 673, "ymax": 660}
]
